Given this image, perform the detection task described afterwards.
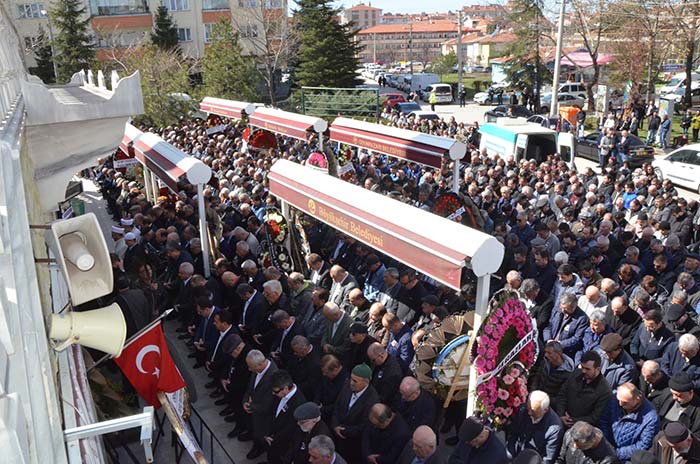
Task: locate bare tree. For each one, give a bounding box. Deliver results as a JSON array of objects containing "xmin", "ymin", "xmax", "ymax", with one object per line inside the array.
[{"xmin": 664, "ymin": 0, "xmax": 700, "ymax": 107}]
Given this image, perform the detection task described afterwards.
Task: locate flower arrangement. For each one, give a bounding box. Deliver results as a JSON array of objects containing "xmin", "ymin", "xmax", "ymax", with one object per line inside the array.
[
  {"xmin": 432, "ymin": 193, "xmax": 464, "ymax": 220},
  {"xmin": 307, "ymin": 152, "xmax": 328, "ymax": 170},
  {"xmin": 265, "ymin": 211, "xmax": 288, "ymax": 244},
  {"xmin": 249, "ymin": 129, "xmax": 278, "ymax": 149},
  {"xmin": 473, "ymin": 292, "xmax": 537, "ymax": 429}
]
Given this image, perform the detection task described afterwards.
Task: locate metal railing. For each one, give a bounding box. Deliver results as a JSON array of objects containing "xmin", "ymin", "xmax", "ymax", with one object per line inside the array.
[{"xmin": 173, "ymin": 406, "xmax": 237, "ymax": 464}]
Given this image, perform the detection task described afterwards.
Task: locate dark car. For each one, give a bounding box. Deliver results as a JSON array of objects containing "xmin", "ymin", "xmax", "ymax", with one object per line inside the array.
[
  {"xmin": 391, "ymin": 101, "xmax": 422, "ymax": 115},
  {"xmin": 576, "ymin": 132, "xmax": 655, "ymax": 168},
  {"xmin": 484, "ymin": 105, "xmax": 533, "ymax": 122}
]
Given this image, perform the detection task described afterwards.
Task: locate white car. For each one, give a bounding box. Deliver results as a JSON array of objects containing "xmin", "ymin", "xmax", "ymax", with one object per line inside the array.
[
  {"xmin": 474, "ymin": 92, "xmax": 490, "ymax": 105},
  {"xmin": 539, "ymin": 93, "xmax": 585, "ymax": 114},
  {"xmin": 653, "ymin": 144, "xmax": 700, "ymax": 194}
]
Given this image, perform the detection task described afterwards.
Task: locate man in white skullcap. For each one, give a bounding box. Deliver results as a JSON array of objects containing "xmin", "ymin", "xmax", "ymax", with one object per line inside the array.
[
  {"xmin": 120, "ymin": 217, "xmax": 141, "ymax": 241},
  {"xmin": 111, "ymin": 226, "xmax": 127, "ymax": 261}
]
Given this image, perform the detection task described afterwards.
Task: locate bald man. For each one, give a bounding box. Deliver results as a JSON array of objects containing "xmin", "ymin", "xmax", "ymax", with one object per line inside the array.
[
  {"xmin": 398, "ymin": 425, "xmax": 444, "ymax": 464},
  {"xmin": 577, "ymin": 285, "xmax": 607, "ymax": 317},
  {"xmin": 361, "ymin": 403, "xmax": 410, "ymax": 464}
]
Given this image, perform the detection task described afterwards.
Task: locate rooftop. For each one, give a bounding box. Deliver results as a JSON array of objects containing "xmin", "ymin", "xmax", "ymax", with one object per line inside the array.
[
  {"xmin": 359, "ymin": 21, "xmax": 477, "ymax": 35},
  {"xmin": 345, "ymin": 2, "xmax": 382, "ymax": 11}
]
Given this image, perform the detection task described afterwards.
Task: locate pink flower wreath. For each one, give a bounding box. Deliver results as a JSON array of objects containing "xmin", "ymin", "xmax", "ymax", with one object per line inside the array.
[{"xmin": 473, "ymin": 293, "xmax": 537, "ymax": 428}]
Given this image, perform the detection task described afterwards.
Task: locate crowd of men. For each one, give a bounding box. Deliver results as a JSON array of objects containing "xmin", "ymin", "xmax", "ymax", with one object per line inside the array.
[{"xmin": 94, "ymin": 113, "xmax": 700, "ymax": 464}]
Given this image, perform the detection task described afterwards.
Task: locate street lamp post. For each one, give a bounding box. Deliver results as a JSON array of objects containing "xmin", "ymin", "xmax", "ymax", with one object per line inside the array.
[
  {"xmin": 457, "ymin": 11, "xmax": 464, "ymax": 95},
  {"xmin": 409, "ymin": 22, "xmax": 414, "ymax": 75},
  {"xmin": 41, "ymin": 9, "xmax": 59, "ymax": 82},
  {"xmin": 550, "ymin": 0, "xmax": 566, "ymax": 118}
]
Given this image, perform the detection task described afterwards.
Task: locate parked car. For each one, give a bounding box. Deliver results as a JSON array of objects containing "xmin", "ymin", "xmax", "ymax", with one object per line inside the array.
[
  {"xmin": 484, "ymin": 105, "xmax": 533, "ymax": 122},
  {"xmin": 422, "ymin": 84, "xmax": 453, "ymax": 104},
  {"xmin": 381, "ymin": 93, "xmax": 406, "ymax": 108},
  {"xmin": 391, "ymin": 101, "xmax": 422, "ymax": 115},
  {"xmin": 407, "ymin": 111, "xmax": 440, "ymax": 121},
  {"xmin": 653, "ymin": 144, "xmax": 700, "ymax": 194},
  {"xmin": 666, "ymin": 85, "xmax": 700, "ymax": 105},
  {"xmin": 527, "ymin": 114, "xmax": 559, "ymax": 128},
  {"xmin": 539, "ymin": 93, "xmax": 585, "ymax": 114},
  {"xmin": 577, "ymin": 132, "xmax": 655, "ymax": 168}
]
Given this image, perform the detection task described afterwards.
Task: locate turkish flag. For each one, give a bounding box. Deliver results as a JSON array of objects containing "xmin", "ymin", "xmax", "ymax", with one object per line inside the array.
[{"xmin": 114, "ymin": 322, "xmax": 185, "ymax": 408}]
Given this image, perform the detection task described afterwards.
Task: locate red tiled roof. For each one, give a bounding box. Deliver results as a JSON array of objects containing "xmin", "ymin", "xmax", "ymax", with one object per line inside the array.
[
  {"xmin": 345, "ymin": 3, "xmax": 381, "ymax": 11},
  {"xmin": 358, "ymin": 21, "xmax": 477, "ymax": 35}
]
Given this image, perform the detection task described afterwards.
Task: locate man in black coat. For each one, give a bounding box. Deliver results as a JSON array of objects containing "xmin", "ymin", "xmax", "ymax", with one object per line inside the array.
[
  {"xmin": 656, "ymin": 372, "xmax": 700, "ymax": 435},
  {"xmin": 331, "ymin": 363, "xmax": 380, "ymax": 463},
  {"xmin": 348, "ymin": 322, "xmax": 376, "ymax": 368},
  {"xmin": 605, "ymin": 296, "xmax": 642, "ymax": 351},
  {"xmin": 122, "ymin": 232, "xmax": 146, "ymax": 276},
  {"xmin": 221, "ymin": 337, "xmax": 252, "ymax": 438},
  {"xmin": 347, "ymin": 288, "xmax": 372, "ymax": 323},
  {"xmin": 397, "ymin": 376, "xmax": 438, "ymax": 433},
  {"xmin": 316, "ymin": 354, "xmax": 348, "ymax": 425},
  {"xmin": 397, "ymin": 426, "xmax": 445, "ymax": 464},
  {"xmin": 367, "ymin": 342, "xmax": 403, "ymax": 408},
  {"xmin": 204, "ymin": 310, "xmax": 238, "ymax": 396},
  {"xmin": 239, "ymin": 350, "xmax": 279, "ymax": 459},
  {"xmin": 268, "ymin": 309, "xmax": 305, "ymax": 369},
  {"xmin": 661, "ymin": 334, "xmax": 700, "ymax": 390},
  {"xmin": 264, "ymin": 370, "xmax": 307, "ymax": 463},
  {"xmin": 361, "ymin": 403, "xmax": 411, "ymax": 464},
  {"xmin": 288, "ymin": 335, "xmax": 322, "ymax": 400},
  {"xmin": 236, "ymin": 283, "xmax": 265, "ymax": 344},
  {"xmin": 285, "ymin": 402, "xmax": 332, "ymax": 464}
]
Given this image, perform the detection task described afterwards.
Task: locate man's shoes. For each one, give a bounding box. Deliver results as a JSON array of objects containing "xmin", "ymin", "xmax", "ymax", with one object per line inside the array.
[
  {"xmin": 246, "ymin": 445, "xmax": 265, "ymax": 460},
  {"xmin": 178, "ymin": 334, "xmax": 191, "ymax": 340},
  {"xmin": 210, "ymin": 390, "xmax": 223, "ymax": 399},
  {"xmin": 192, "ymin": 362, "xmax": 204, "ymax": 369},
  {"xmin": 205, "ymin": 381, "xmax": 217, "ymax": 389},
  {"xmin": 214, "ymin": 398, "xmax": 227, "ymax": 405},
  {"xmin": 440, "ymin": 421, "xmax": 452, "ymax": 434},
  {"xmin": 224, "ymin": 415, "xmax": 237, "ymax": 423},
  {"xmin": 220, "ymin": 407, "xmax": 234, "ymax": 416},
  {"xmin": 227, "ymin": 426, "xmax": 244, "ymax": 439},
  {"xmin": 445, "ymin": 436, "xmax": 459, "ymax": 446},
  {"xmin": 185, "ymin": 341, "xmax": 194, "ymax": 347},
  {"xmin": 238, "ymin": 431, "xmax": 253, "ymax": 442},
  {"xmin": 187, "ymin": 353, "xmax": 197, "ymax": 359},
  {"xmin": 176, "ymin": 327, "xmax": 188, "ymax": 333}
]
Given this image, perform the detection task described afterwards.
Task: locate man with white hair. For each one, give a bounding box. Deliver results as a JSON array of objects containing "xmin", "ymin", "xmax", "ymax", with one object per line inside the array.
[
  {"xmin": 505, "ymin": 270, "xmax": 523, "ymax": 291},
  {"xmin": 661, "ymin": 333, "xmax": 700, "ymax": 390},
  {"xmin": 321, "ymin": 302, "xmax": 353, "ymax": 359},
  {"xmin": 578, "ymin": 286, "xmax": 608, "ymax": 317},
  {"xmin": 308, "ymin": 434, "xmax": 347, "ymax": 464},
  {"xmin": 397, "ymin": 425, "xmax": 443, "ymax": 464},
  {"xmin": 507, "ymin": 390, "xmax": 565, "ymax": 464}
]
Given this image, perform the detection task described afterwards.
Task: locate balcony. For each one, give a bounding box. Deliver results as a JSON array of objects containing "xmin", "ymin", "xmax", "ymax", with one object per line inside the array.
[
  {"xmin": 90, "ymin": 0, "xmax": 149, "ymax": 16},
  {"xmin": 203, "ymin": 0, "xmax": 229, "ymax": 10}
]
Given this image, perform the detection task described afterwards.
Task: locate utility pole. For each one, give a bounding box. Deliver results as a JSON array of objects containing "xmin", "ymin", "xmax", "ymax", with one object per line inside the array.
[
  {"xmin": 373, "ymin": 33, "xmax": 377, "ymax": 63},
  {"xmin": 457, "ymin": 10, "xmax": 463, "ymax": 94},
  {"xmin": 409, "ymin": 22, "xmax": 414, "ymax": 75},
  {"xmin": 550, "ymin": 0, "xmax": 566, "ymax": 118}
]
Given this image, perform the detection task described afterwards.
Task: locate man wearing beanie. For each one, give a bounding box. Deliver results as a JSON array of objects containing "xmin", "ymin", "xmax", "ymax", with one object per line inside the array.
[
  {"xmin": 449, "ymin": 416, "xmax": 508, "ymax": 464},
  {"xmin": 331, "ymin": 363, "xmax": 379, "ymax": 462},
  {"xmin": 656, "ymin": 372, "xmax": 700, "ymax": 434},
  {"xmin": 284, "ymin": 402, "xmax": 331, "ymax": 464},
  {"xmin": 652, "ymin": 422, "xmax": 700, "ymax": 464}
]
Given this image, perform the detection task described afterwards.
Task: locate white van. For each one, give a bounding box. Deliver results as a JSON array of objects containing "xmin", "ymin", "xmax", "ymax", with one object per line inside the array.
[
  {"xmin": 479, "ymin": 118, "xmax": 577, "ymax": 168},
  {"xmin": 409, "ymin": 73, "xmax": 440, "ymax": 93},
  {"xmin": 423, "ymin": 83, "xmax": 453, "ymax": 104},
  {"xmin": 659, "ymin": 72, "xmax": 700, "ymax": 95}
]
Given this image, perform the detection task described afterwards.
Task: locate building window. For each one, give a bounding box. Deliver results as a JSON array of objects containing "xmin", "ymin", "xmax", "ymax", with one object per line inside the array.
[
  {"xmin": 166, "ymin": 0, "xmax": 189, "ymax": 10},
  {"xmin": 92, "ymin": 0, "xmax": 149, "ymax": 16},
  {"xmin": 241, "ymin": 23, "xmax": 258, "ymax": 38},
  {"xmin": 203, "ymin": 0, "xmax": 229, "ymax": 9},
  {"xmin": 238, "ymin": 0, "xmax": 258, "ymax": 7},
  {"xmin": 264, "ymin": 0, "xmax": 282, "ymax": 7},
  {"xmin": 204, "ymin": 23, "xmax": 214, "ymax": 42},
  {"xmin": 176, "ymin": 27, "xmax": 192, "ymax": 42},
  {"xmin": 17, "ymin": 3, "xmax": 46, "ymax": 19}
]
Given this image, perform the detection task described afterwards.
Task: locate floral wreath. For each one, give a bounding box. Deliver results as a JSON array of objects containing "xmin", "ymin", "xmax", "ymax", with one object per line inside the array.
[
  {"xmin": 472, "ymin": 289, "xmax": 538, "ymax": 429},
  {"xmin": 260, "ymin": 208, "xmax": 292, "ymax": 272},
  {"xmin": 307, "ymin": 151, "xmax": 328, "ymax": 170}
]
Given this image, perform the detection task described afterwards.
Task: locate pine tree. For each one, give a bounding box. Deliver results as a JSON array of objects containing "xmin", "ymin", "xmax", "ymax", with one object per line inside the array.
[
  {"xmin": 32, "ymin": 26, "xmax": 55, "ymax": 84},
  {"xmin": 502, "ymin": 0, "xmax": 551, "ymax": 112},
  {"xmin": 151, "ymin": 4, "xmax": 179, "ymax": 51},
  {"xmin": 202, "ymin": 20, "xmax": 259, "ymax": 101},
  {"xmin": 50, "ymin": 0, "xmax": 94, "ymax": 83},
  {"xmin": 292, "ymin": 0, "xmax": 362, "ymax": 88}
]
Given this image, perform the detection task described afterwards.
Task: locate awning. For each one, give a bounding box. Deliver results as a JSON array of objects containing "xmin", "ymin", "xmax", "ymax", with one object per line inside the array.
[
  {"xmin": 120, "ymin": 123, "xmax": 212, "ymax": 191},
  {"xmin": 199, "ymin": 97, "xmax": 255, "ymax": 120},
  {"xmin": 329, "ymin": 117, "xmax": 466, "ymax": 169},
  {"xmin": 249, "ymin": 107, "xmax": 328, "ymax": 140},
  {"xmin": 269, "ymin": 160, "xmax": 503, "ymax": 289},
  {"xmin": 560, "ymin": 52, "xmax": 614, "ymax": 68}
]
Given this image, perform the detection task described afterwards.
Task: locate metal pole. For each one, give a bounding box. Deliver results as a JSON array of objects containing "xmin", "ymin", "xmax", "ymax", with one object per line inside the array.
[
  {"xmin": 373, "ymin": 33, "xmax": 377, "ymax": 63},
  {"xmin": 452, "ymin": 160, "xmax": 459, "ymax": 194},
  {"xmin": 550, "ymin": 0, "xmax": 566, "ymax": 118},
  {"xmin": 197, "ymin": 183, "xmax": 211, "ymax": 278},
  {"xmin": 409, "ymin": 23, "xmax": 414, "ymax": 75},
  {"xmin": 143, "ymin": 168, "xmax": 152, "ymax": 202},
  {"xmin": 467, "ymin": 274, "xmax": 490, "ymax": 416},
  {"xmin": 457, "ymin": 11, "xmax": 463, "ymax": 95}
]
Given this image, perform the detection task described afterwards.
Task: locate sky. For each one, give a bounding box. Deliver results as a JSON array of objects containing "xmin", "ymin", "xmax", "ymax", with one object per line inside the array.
[{"xmin": 330, "ymin": 0, "xmax": 475, "ymax": 14}]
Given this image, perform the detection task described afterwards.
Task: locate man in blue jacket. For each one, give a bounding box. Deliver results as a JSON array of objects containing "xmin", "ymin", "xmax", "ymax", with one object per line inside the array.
[
  {"xmin": 543, "ymin": 293, "xmax": 589, "ymax": 359},
  {"xmin": 449, "ymin": 417, "xmax": 509, "ymax": 464},
  {"xmin": 507, "ymin": 390, "xmax": 565, "ymax": 464},
  {"xmin": 599, "ymin": 382, "xmax": 659, "ymax": 463}
]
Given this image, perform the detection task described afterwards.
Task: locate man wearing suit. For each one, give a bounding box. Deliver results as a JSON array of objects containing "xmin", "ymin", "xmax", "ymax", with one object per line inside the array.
[
  {"xmin": 289, "ymin": 335, "xmax": 322, "ymax": 400},
  {"xmin": 397, "ymin": 425, "xmax": 445, "ymax": 464},
  {"xmin": 239, "ymin": 350, "xmax": 279, "ymax": 459},
  {"xmin": 192, "ymin": 291, "xmax": 220, "ymax": 369},
  {"xmin": 331, "ymin": 364, "xmax": 379, "ymax": 463},
  {"xmin": 264, "ymin": 370, "xmax": 307, "ymax": 463},
  {"xmin": 205, "ymin": 310, "xmax": 238, "ymax": 398},
  {"xmin": 236, "ymin": 283, "xmax": 265, "ymax": 344},
  {"xmin": 285, "ymin": 402, "xmax": 332, "ymax": 464},
  {"xmin": 542, "ymin": 292, "xmax": 589, "ymax": 360},
  {"xmin": 268, "ymin": 309, "xmax": 305, "ymax": 369},
  {"xmin": 367, "ymin": 342, "xmax": 403, "ymax": 408},
  {"xmin": 321, "ymin": 302, "xmax": 353, "ymax": 362},
  {"xmin": 347, "ymin": 288, "xmax": 372, "ymax": 324},
  {"xmin": 329, "ymin": 265, "xmax": 357, "ymax": 312},
  {"xmin": 398, "ymin": 376, "xmax": 438, "ymax": 433},
  {"xmin": 307, "ymin": 253, "xmax": 333, "ymax": 291},
  {"xmin": 308, "ymin": 435, "xmax": 348, "ymax": 464},
  {"xmin": 363, "ymin": 254, "xmax": 386, "ymax": 301},
  {"xmin": 361, "ymin": 403, "xmax": 411, "ymax": 464},
  {"xmin": 376, "ymin": 267, "xmax": 402, "ymax": 315},
  {"xmin": 221, "ymin": 336, "xmax": 252, "ymax": 439}
]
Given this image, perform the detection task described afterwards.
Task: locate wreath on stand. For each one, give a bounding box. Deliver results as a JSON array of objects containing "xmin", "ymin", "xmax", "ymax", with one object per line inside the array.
[
  {"xmin": 432, "ymin": 192, "xmax": 483, "ymax": 230},
  {"xmin": 472, "ymin": 289, "xmax": 538, "ymax": 429},
  {"xmin": 260, "ymin": 209, "xmax": 293, "ymax": 273}
]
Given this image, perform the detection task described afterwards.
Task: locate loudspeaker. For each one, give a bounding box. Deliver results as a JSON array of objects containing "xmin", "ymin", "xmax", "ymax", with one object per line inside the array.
[
  {"xmin": 46, "ymin": 213, "xmax": 113, "ymax": 306},
  {"xmin": 49, "ymin": 303, "xmax": 127, "ymax": 356}
]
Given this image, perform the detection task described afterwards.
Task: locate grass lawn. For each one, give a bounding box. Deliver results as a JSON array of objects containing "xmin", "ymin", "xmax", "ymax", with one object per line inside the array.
[
  {"xmin": 437, "ymin": 73, "xmax": 492, "ymax": 99},
  {"xmin": 584, "ymin": 113, "xmax": 685, "ymax": 147}
]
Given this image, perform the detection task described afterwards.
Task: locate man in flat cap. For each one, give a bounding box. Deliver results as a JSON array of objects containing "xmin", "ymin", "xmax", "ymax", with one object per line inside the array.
[
  {"xmin": 348, "ymin": 322, "xmax": 376, "ymax": 369},
  {"xmin": 599, "ymin": 332, "xmax": 639, "ymax": 390},
  {"xmin": 656, "ymin": 372, "xmax": 700, "ymax": 435},
  {"xmin": 331, "ymin": 363, "xmax": 379, "ymax": 462},
  {"xmin": 284, "ymin": 402, "xmax": 331, "ymax": 464},
  {"xmin": 652, "ymin": 422, "xmax": 700, "ymax": 464},
  {"xmin": 449, "ymin": 417, "xmax": 508, "ymax": 464}
]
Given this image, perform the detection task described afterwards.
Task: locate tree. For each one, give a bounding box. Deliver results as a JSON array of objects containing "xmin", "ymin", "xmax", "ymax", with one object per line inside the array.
[
  {"xmin": 114, "ymin": 44, "xmax": 194, "ymax": 127},
  {"xmin": 50, "ymin": 0, "xmax": 94, "ymax": 83},
  {"xmin": 432, "ymin": 52, "xmax": 458, "ymax": 79},
  {"xmin": 292, "ymin": 0, "xmax": 362, "ymax": 88},
  {"xmin": 503, "ymin": 0, "xmax": 551, "ymax": 111},
  {"xmin": 32, "ymin": 26, "xmax": 55, "ymax": 84},
  {"xmin": 202, "ymin": 20, "xmax": 259, "ymax": 101},
  {"xmin": 665, "ymin": 0, "xmax": 700, "ymax": 108},
  {"xmin": 151, "ymin": 4, "xmax": 179, "ymax": 51}
]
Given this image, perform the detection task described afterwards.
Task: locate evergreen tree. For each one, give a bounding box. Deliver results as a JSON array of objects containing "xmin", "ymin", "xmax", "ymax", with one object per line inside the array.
[
  {"xmin": 202, "ymin": 20, "xmax": 259, "ymax": 101},
  {"xmin": 32, "ymin": 26, "xmax": 55, "ymax": 84},
  {"xmin": 151, "ymin": 4, "xmax": 179, "ymax": 51},
  {"xmin": 50, "ymin": 0, "xmax": 94, "ymax": 83},
  {"xmin": 502, "ymin": 0, "xmax": 551, "ymax": 112},
  {"xmin": 292, "ymin": 0, "xmax": 362, "ymax": 88}
]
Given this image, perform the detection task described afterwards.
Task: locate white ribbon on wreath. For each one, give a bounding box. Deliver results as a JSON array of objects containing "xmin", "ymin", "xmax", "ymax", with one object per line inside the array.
[
  {"xmin": 476, "ymin": 328, "xmax": 537, "ymax": 386},
  {"xmin": 447, "ymin": 206, "xmax": 465, "ymax": 221}
]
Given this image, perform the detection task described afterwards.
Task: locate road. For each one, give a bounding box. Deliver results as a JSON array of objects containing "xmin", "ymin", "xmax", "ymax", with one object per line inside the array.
[{"xmin": 366, "ymin": 80, "xmax": 700, "ymax": 202}]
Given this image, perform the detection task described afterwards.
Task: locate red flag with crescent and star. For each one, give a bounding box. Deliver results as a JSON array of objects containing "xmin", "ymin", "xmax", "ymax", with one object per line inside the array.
[{"xmin": 114, "ymin": 322, "xmax": 185, "ymax": 408}]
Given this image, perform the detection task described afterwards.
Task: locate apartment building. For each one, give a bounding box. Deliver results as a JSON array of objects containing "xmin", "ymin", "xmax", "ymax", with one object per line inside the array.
[
  {"xmin": 339, "ymin": 2, "xmax": 381, "ymax": 31},
  {"xmin": 7, "ymin": 0, "xmax": 286, "ymax": 69},
  {"xmin": 356, "ymin": 20, "xmax": 478, "ymax": 65}
]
